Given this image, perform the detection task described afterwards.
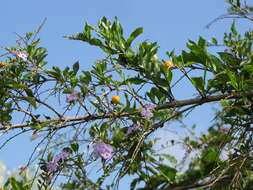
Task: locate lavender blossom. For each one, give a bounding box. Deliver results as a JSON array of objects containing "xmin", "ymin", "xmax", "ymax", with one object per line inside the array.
[
  {"xmin": 46, "ymin": 149, "xmax": 70, "ymax": 172},
  {"xmin": 141, "ymin": 104, "xmax": 156, "ymax": 118},
  {"xmin": 92, "ymin": 142, "xmax": 113, "ymax": 160},
  {"xmin": 66, "ymin": 90, "xmax": 79, "ymax": 103},
  {"xmin": 147, "ymin": 104, "xmax": 156, "ymax": 110},
  {"xmin": 126, "ymin": 122, "xmax": 141, "ymax": 135},
  {"xmin": 141, "ymin": 109, "xmax": 153, "ymax": 118},
  {"xmin": 47, "ymin": 161, "xmax": 58, "ymax": 172},
  {"xmin": 12, "ymin": 50, "xmax": 28, "ymax": 61},
  {"xmin": 54, "ymin": 149, "xmax": 70, "ymax": 162}
]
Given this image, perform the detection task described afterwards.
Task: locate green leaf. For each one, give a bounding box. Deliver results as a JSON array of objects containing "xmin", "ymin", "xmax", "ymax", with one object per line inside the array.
[
  {"xmin": 4, "ymin": 177, "xmax": 28, "ymax": 190},
  {"xmin": 124, "ymin": 77, "xmax": 146, "ymax": 85},
  {"xmin": 72, "ymin": 61, "xmax": 79, "ymax": 75},
  {"xmin": 207, "ymin": 54, "xmax": 223, "ymax": 73},
  {"xmin": 198, "ymin": 36, "xmax": 207, "ymax": 48},
  {"xmin": 113, "ymin": 16, "xmax": 123, "ymax": 35},
  {"xmin": 30, "ymin": 123, "xmax": 42, "ymax": 130},
  {"xmin": 70, "ymin": 142, "xmax": 79, "ymax": 152},
  {"xmin": 126, "ymin": 27, "xmax": 143, "ymax": 48},
  {"xmin": 84, "ymin": 22, "xmax": 92, "ymax": 39},
  {"xmin": 203, "ymin": 149, "xmax": 218, "ymax": 163},
  {"xmin": 158, "ymin": 165, "xmax": 177, "ymax": 181},
  {"xmin": 242, "ymin": 65, "xmax": 253, "ymax": 74},
  {"xmin": 164, "ymin": 69, "xmax": 173, "ymax": 84},
  {"xmin": 226, "ymin": 70, "xmax": 238, "ymax": 89},
  {"xmin": 181, "ymin": 50, "xmax": 205, "ymax": 64},
  {"xmin": 47, "ymin": 66, "xmax": 63, "ymax": 81},
  {"xmin": 70, "ymin": 77, "xmax": 79, "ymax": 87},
  {"xmin": 218, "ymin": 52, "xmax": 238, "ymax": 66},
  {"xmin": 89, "ymin": 124, "xmax": 99, "ymax": 137},
  {"xmin": 63, "ymin": 88, "xmax": 73, "ymax": 94},
  {"xmin": 148, "ymin": 87, "xmax": 166, "ymax": 103},
  {"xmin": 90, "ymin": 100, "xmax": 105, "ymax": 113},
  {"xmin": 24, "ymin": 97, "xmax": 37, "ymax": 108},
  {"xmin": 81, "ymin": 71, "xmax": 92, "ymax": 82},
  {"xmin": 112, "ymin": 127, "xmax": 125, "ymax": 146},
  {"xmin": 183, "ymin": 61, "xmax": 195, "ymax": 67},
  {"xmin": 24, "ymin": 88, "xmax": 34, "ymax": 97},
  {"xmin": 211, "ymin": 37, "xmax": 218, "ymax": 45},
  {"xmin": 89, "ymin": 38, "xmax": 103, "ymax": 46},
  {"xmin": 231, "ymin": 21, "xmax": 237, "ymax": 36},
  {"xmin": 191, "ymin": 77, "xmax": 205, "ymax": 93},
  {"xmin": 159, "ymin": 154, "xmax": 177, "ymax": 165}
]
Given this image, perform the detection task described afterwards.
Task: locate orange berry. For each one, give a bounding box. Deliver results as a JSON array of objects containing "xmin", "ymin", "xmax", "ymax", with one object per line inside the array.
[
  {"xmin": 163, "ymin": 61, "xmax": 173, "ymax": 69},
  {"xmin": 0, "ymin": 62, "xmax": 8, "ymax": 68},
  {"xmin": 111, "ymin": 96, "xmax": 120, "ymax": 104}
]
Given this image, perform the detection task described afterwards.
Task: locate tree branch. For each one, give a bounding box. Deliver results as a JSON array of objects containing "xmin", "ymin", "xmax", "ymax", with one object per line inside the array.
[
  {"xmin": 1, "ymin": 91, "xmax": 252, "ymax": 131},
  {"xmin": 168, "ymin": 175, "xmax": 231, "ymax": 190}
]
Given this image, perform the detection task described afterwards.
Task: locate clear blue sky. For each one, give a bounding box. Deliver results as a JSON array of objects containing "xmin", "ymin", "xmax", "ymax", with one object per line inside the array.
[
  {"xmin": 0, "ymin": 0, "xmax": 250, "ymax": 187},
  {"xmin": 1, "ymin": 0, "xmax": 234, "ymax": 66}
]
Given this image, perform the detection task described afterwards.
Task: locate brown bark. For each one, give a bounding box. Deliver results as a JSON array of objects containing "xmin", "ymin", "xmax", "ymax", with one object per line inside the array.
[{"xmin": 1, "ymin": 91, "xmax": 251, "ymax": 131}]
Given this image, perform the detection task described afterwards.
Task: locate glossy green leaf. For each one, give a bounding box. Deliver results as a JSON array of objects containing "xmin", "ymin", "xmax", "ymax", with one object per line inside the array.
[
  {"xmin": 70, "ymin": 142, "xmax": 79, "ymax": 152},
  {"xmin": 72, "ymin": 61, "xmax": 79, "ymax": 75},
  {"xmin": 158, "ymin": 165, "xmax": 177, "ymax": 181},
  {"xmin": 226, "ymin": 70, "xmax": 238, "ymax": 89},
  {"xmin": 191, "ymin": 77, "xmax": 205, "ymax": 93},
  {"xmin": 124, "ymin": 77, "xmax": 146, "ymax": 85},
  {"xmin": 126, "ymin": 27, "xmax": 143, "ymax": 48}
]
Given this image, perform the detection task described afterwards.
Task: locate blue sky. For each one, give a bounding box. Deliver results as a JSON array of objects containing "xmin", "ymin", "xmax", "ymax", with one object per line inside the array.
[
  {"xmin": 0, "ymin": 0, "xmax": 250, "ymax": 188},
  {"xmin": 1, "ymin": 0, "xmax": 232, "ymax": 65}
]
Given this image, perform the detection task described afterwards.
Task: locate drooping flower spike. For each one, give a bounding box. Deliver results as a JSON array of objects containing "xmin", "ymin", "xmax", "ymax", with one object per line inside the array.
[
  {"xmin": 126, "ymin": 122, "xmax": 141, "ymax": 135},
  {"xmin": 141, "ymin": 104, "xmax": 156, "ymax": 118},
  {"xmin": 92, "ymin": 142, "xmax": 113, "ymax": 160},
  {"xmin": 46, "ymin": 149, "xmax": 70, "ymax": 172}
]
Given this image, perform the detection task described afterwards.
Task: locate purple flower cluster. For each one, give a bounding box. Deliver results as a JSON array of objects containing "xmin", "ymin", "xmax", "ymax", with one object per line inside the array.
[
  {"xmin": 141, "ymin": 104, "xmax": 156, "ymax": 118},
  {"xmin": 47, "ymin": 161, "xmax": 58, "ymax": 173},
  {"xmin": 66, "ymin": 90, "xmax": 79, "ymax": 103},
  {"xmin": 92, "ymin": 142, "xmax": 113, "ymax": 160},
  {"xmin": 47, "ymin": 149, "xmax": 70, "ymax": 172},
  {"xmin": 12, "ymin": 50, "xmax": 28, "ymax": 62},
  {"xmin": 126, "ymin": 122, "xmax": 141, "ymax": 135}
]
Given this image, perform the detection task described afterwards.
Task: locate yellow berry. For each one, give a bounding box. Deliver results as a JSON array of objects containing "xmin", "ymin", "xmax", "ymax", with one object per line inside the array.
[
  {"xmin": 0, "ymin": 62, "xmax": 8, "ymax": 68},
  {"xmin": 18, "ymin": 84, "xmax": 28, "ymax": 90},
  {"xmin": 111, "ymin": 96, "xmax": 120, "ymax": 104},
  {"xmin": 163, "ymin": 61, "xmax": 173, "ymax": 69}
]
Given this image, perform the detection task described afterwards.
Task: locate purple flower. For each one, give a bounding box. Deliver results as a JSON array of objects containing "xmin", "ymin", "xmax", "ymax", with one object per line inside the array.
[
  {"xmin": 141, "ymin": 109, "xmax": 153, "ymax": 118},
  {"xmin": 92, "ymin": 142, "xmax": 113, "ymax": 160},
  {"xmin": 30, "ymin": 131, "xmax": 40, "ymax": 141},
  {"xmin": 126, "ymin": 122, "xmax": 141, "ymax": 135},
  {"xmin": 12, "ymin": 50, "xmax": 28, "ymax": 61},
  {"xmin": 54, "ymin": 150, "xmax": 70, "ymax": 162},
  {"xmin": 47, "ymin": 161, "xmax": 58, "ymax": 172},
  {"xmin": 46, "ymin": 149, "xmax": 70, "ymax": 173},
  {"xmin": 141, "ymin": 104, "xmax": 156, "ymax": 118},
  {"xmin": 66, "ymin": 90, "xmax": 79, "ymax": 103},
  {"xmin": 147, "ymin": 104, "xmax": 156, "ymax": 110}
]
